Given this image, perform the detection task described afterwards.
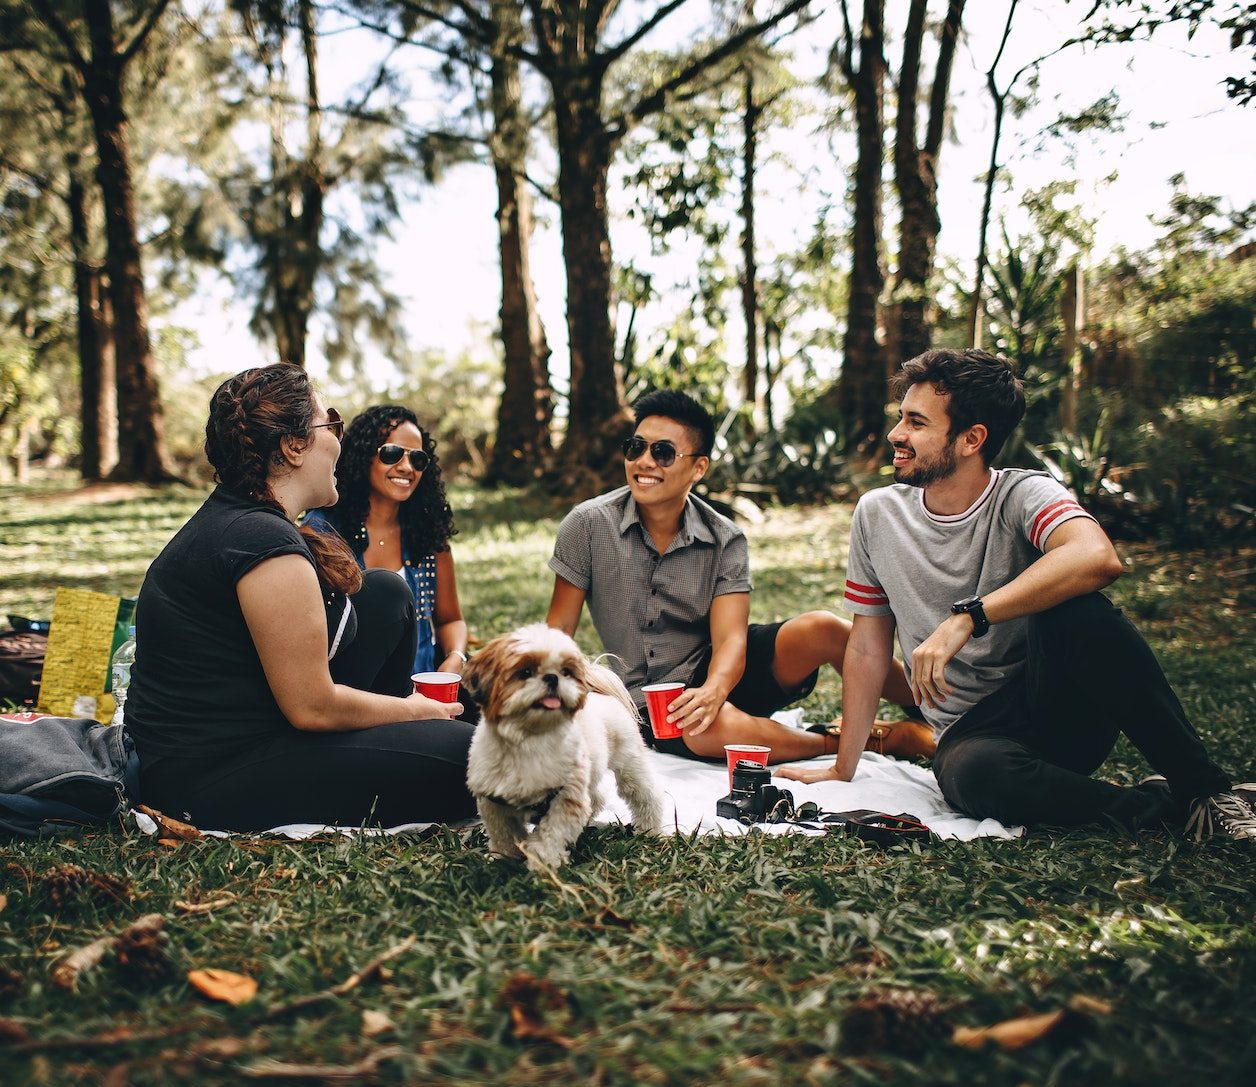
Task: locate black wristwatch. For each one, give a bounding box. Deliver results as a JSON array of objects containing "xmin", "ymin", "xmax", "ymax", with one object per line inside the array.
[{"xmin": 951, "ymin": 596, "xmax": 990, "ymax": 638}]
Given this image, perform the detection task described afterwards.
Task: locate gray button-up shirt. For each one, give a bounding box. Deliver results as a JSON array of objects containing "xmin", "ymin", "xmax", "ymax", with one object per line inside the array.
[{"xmin": 549, "ymin": 486, "xmax": 752, "ymax": 706}]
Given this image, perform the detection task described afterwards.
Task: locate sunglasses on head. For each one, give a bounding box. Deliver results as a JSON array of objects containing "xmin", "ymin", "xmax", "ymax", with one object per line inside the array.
[
  {"xmin": 377, "ymin": 443, "xmax": 431, "ymax": 472},
  {"xmin": 621, "ymin": 436, "xmax": 703, "ymax": 468},
  {"xmin": 309, "ymin": 407, "xmax": 344, "ymax": 441}
]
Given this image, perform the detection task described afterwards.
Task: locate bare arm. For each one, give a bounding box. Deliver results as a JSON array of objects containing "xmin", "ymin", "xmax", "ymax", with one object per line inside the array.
[
  {"xmin": 778, "ymin": 612, "xmax": 896, "ymax": 784},
  {"xmin": 432, "ymin": 549, "xmax": 469, "ymax": 675},
  {"xmin": 668, "ymin": 592, "xmax": 749, "ymax": 736},
  {"xmin": 546, "ymin": 575, "xmax": 587, "ymax": 635},
  {"xmin": 238, "ymin": 555, "xmax": 460, "ymax": 730},
  {"xmin": 911, "ymin": 517, "xmax": 1122, "ymax": 709}
]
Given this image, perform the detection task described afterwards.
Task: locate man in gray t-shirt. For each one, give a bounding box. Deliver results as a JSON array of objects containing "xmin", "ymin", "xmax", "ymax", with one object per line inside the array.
[
  {"xmin": 782, "ymin": 349, "xmax": 1254, "ymax": 842},
  {"xmin": 546, "ymin": 388, "xmax": 923, "ymax": 764}
]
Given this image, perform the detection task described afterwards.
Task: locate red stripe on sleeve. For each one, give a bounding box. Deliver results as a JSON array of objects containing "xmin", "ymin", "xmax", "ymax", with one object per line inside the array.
[{"xmin": 1030, "ymin": 499, "xmax": 1085, "ymax": 548}]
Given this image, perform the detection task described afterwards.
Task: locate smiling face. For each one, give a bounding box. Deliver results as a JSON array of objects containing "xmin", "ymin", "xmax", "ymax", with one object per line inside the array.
[
  {"xmin": 623, "ymin": 415, "xmax": 709, "ymax": 510},
  {"xmin": 301, "ymin": 395, "xmax": 343, "ymax": 509},
  {"xmin": 886, "ymin": 382, "xmax": 961, "ymax": 488},
  {"xmin": 368, "ymin": 420, "xmax": 426, "ymax": 506}
]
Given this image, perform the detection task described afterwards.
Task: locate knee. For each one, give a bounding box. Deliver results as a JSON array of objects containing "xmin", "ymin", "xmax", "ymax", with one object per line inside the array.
[
  {"xmin": 790, "ymin": 611, "xmax": 850, "ymax": 645},
  {"xmin": 356, "ymin": 569, "xmax": 416, "ymax": 623},
  {"xmin": 934, "ymin": 740, "xmax": 1030, "ymax": 821}
]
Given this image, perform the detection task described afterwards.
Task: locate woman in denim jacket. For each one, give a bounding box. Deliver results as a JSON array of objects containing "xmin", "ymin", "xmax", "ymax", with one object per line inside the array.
[{"xmin": 305, "ymin": 405, "xmax": 469, "ymax": 678}]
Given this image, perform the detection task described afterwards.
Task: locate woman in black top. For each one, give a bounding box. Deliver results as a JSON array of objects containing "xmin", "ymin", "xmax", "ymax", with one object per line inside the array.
[{"xmin": 126, "ymin": 364, "xmax": 476, "ymax": 831}]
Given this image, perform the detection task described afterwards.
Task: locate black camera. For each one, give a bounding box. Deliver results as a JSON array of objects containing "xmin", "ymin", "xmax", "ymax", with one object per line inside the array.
[{"xmin": 716, "ymin": 760, "xmax": 795, "ymax": 823}]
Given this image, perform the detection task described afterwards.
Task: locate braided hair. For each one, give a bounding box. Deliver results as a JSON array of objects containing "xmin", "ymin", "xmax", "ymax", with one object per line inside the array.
[
  {"xmin": 323, "ymin": 404, "xmax": 457, "ymax": 558},
  {"xmin": 205, "ymin": 364, "xmax": 363, "ymax": 595}
]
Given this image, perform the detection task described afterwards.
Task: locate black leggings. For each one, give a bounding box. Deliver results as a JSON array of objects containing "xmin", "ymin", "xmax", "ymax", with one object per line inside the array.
[
  {"xmin": 139, "ymin": 570, "xmax": 477, "ymax": 831},
  {"xmin": 932, "ymin": 593, "xmax": 1230, "ymax": 832}
]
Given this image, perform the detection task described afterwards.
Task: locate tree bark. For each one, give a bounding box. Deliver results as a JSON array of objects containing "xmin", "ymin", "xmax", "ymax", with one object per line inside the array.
[
  {"xmin": 893, "ymin": 0, "xmax": 965, "ymax": 364},
  {"xmin": 740, "ymin": 65, "xmax": 762, "ymax": 427},
  {"xmin": 834, "ymin": 0, "xmax": 888, "ymax": 453},
  {"xmin": 67, "ymin": 163, "xmax": 116, "ymax": 480},
  {"xmin": 80, "ymin": 0, "xmax": 177, "ymax": 481},
  {"xmin": 485, "ymin": 0, "xmax": 552, "ymax": 485}
]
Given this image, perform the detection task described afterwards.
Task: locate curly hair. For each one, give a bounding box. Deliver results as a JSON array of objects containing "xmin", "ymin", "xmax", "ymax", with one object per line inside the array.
[
  {"xmin": 321, "ymin": 404, "xmax": 457, "ymax": 558},
  {"xmin": 205, "ymin": 364, "xmax": 362, "ymax": 595}
]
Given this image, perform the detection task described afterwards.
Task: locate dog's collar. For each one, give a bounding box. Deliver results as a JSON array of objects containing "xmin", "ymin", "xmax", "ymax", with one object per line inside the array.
[{"xmin": 479, "ymin": 789, "xmax": 562, "ymax": 818}]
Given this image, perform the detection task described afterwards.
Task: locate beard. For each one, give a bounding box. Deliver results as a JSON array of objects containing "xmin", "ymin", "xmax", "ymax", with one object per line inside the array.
[{"xmin": 893, "ymin": 440, "xmax": 958, "ymax": 488}]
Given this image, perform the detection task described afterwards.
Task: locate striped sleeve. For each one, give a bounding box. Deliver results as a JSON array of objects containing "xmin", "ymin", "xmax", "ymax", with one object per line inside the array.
[
  {"xmin": 844, "ymin": 499, "xmax": 893, "ymax": 616},
  {"xmin": 1014, "ymin": 477, "xmax": 1095, "ymax": 552}
]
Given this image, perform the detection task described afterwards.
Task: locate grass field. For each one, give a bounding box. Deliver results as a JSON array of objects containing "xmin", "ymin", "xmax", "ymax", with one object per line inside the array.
[{"xmin": 2, "ymin": 476, "xmax": 1254, "ymax": 1085}]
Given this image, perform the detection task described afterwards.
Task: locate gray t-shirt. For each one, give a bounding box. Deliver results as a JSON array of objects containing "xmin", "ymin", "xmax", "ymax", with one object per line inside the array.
[
  {"xmin": 549, "ymin": 486, "xmax": 752, "ymax": 705},
  {"xmin": 844, "ymin": 469, "xmax": 1094, "ymax": 734}
]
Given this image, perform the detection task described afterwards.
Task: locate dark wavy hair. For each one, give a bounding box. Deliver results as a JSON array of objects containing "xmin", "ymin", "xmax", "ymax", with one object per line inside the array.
[
  {"xmin": 891, "ymin": 348, "xmax": 1026, "ymax": 465},
  {"xmin": 205, "ymin": 364, "xmax": 362, "ymax": 595},
  {"xmin": 321, "ymin": 404, "xmax": 457, "ymax": 557},
  {"xmin": 632, "ymin": 388, "xmax": 716, "ymax": 456}
]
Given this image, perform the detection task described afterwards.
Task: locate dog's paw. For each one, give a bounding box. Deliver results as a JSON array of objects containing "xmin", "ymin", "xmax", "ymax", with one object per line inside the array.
[{"xmin": 522, "ymin": 843, "xmax": 571, "ymax": 874}]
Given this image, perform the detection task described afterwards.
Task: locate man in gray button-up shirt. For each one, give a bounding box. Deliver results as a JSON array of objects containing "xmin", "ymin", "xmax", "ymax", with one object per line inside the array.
[{"xmin": 547, "ymin": 389, "xmax": 918, "ymax": 763}]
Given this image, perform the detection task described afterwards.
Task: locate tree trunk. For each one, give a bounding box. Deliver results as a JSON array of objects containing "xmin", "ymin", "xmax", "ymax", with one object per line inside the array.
[
  {"xmin": 894, "ymin": 0, "xmax": 965, "ymax": 364},
  {"xmin": 834, "ymin": 0, "xmax": 888, "ymax": 453},
  {"xmin": 553, "ymin": 72, "xmax": 628, "ymax": 479},
  {"xmin": 67, "ymin": 165, "xmax": 116, "ymax": 480},
  {"xmin": 1058, "ymin": 261, "xmax": 1082, "ymax": 431},
  {"xmin": 81, "ymin": 1, "xmax": 175, "ymax": 481},
  {"xmin": 740, "ymin": 66, "xmax": 762, "ymax": 428},
  {"xmin": 485, "ymin": 0, "xmax": 552, "ymax": 485}
]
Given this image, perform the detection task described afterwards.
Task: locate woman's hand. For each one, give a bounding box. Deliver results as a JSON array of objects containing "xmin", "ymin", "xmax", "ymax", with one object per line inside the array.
[
  {"xmin": 437, "ymin": 652, "xmax": 466, "ymax": 676},
  {"xmin": 403, "ymin": 691, "xmax": 463, "ymax": 720}
]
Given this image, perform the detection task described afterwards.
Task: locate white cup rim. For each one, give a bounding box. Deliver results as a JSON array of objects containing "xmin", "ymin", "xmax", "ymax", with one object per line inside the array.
[
  {"xmin": 724, "ymin": 744, "xmax": 771, "ymax": 753},
  {"xmin": 412, "ymin": 671, "xmax": 461, "ymax": 683},
  {"xmin": 642, "ymin": 682, "xmax": 685, "ymax": 693}
]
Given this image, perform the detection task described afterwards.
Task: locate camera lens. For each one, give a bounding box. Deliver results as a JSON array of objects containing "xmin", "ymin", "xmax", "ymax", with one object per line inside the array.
[{"xmin": 731, "ymin": 761, "xmax": 771, "ymax": 794}]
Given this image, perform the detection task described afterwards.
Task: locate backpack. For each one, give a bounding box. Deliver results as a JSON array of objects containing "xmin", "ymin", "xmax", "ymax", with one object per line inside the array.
[
  {"xmin": 0, "ymin": 712, "xmax": 139, "ymax": 837},
  {"xmin": 0, "ymin": 629, "xmax": 46, "ymax": 706}
]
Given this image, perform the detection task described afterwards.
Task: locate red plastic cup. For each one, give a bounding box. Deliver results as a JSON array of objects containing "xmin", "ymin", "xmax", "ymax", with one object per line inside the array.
[
  {"xmin": 642, "ymin": 682, "xmax": 685, "ymax": 740},
  {"xmin": 724, "ymin": 744, "xmax": 771, "ymax": 789},
  {"xmin": 412, "ymin": 671, "xmax": 461, "ymax": 702}
]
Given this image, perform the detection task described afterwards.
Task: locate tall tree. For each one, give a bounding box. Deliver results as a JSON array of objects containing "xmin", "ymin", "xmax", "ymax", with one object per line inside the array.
[
  {"xmin": 22, "ymin": 0, "xmax": 178, "ymax": 481},
  {"xmin": 520, "ymin": 0, "xmax": 810, "ymax": 482},
  {"xmin": 892, "ymin": 0, "xmax": 965, "ymax": 363},
  {"xmin": 830, "ymin": 0, "xmax": 887, "ymax": 453}
]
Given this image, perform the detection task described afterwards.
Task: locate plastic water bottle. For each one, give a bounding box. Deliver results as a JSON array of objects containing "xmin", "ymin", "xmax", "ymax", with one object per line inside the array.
[{"xmin": 110, "ymin": 625, "xmax": 137, "ymax": 727}]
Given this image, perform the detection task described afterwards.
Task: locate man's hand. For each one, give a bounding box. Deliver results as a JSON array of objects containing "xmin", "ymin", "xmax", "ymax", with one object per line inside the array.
[
  {"xmin": 776, "ymin": 763, "xmax": 846, "ymax": 785},
  {"xmin": 909, "ymin": 612, "xmax": 973, "ymax": 709},
  {"xmin": 665, "ymin": 682, "xmax": 726, "ymax": 736}
]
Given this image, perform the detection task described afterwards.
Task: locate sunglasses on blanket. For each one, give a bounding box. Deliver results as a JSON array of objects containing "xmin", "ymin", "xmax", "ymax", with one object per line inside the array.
[
  {"xmin": 621, "ymin": 436, "xmax": 704, "ymax": 468},
  {"xmin": 377, "ymin": 443, "xmax": 431, "ymax": 472}
]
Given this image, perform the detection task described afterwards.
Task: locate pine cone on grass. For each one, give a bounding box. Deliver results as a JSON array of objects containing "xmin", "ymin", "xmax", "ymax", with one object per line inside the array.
[
  {"xmin": 842, "ymin": 988, "xmax": 952, "ymax": 1057},
  {"xmin": 113, "ymin": 920, "xmax": 174, "ymax": 984},
  {"xmin": 40, "ymin": 864, "xmax": 131, "ymax": 911}
]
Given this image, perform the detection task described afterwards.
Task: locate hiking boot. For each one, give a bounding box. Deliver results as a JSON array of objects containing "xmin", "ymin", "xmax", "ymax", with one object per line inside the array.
[{"xmin": 1184, "ymin": 788, "xmax": 1256, "ymax": 842}]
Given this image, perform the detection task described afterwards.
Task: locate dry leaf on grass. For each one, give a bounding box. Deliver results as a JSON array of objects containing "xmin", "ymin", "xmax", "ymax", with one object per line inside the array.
[
  {"xmin": 238, "ymin": 1045, "xmax": 403, "ymax": 1081},
  {"xmin": 137, "ymin": 805, "xmax": 201, "ymax": 841},
  {"xmin": 499, "ymin": 972, "xmax": 574, "ymax": 1048},
  {"xmin": 953, "ymin": 995, "xmax": 1112, "ymax": 1050},
  {"xmin": 0, "ymin": 892, "xmax": 7, "ymax": 913},
  {"xmin": 175, "ymin": 894, "xmax": 237, "ymax": 914},
  {"xmin": 360, "ymin": 1009, "xmax": 394, "ymax": 1037},
  {"xmin": 188, "ymin": 968, "xmax": 258, "ymax": 1006}
]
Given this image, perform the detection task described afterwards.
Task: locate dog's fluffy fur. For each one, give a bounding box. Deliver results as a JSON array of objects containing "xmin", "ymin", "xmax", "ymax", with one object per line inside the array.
[{"xmin": 464, "ymin": 624, "xmax": 666, "ymax": 871}]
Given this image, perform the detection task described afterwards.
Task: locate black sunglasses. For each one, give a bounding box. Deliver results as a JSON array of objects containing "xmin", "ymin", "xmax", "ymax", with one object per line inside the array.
[
  {"xmin": 309, "ymin": 407, "xmax": 344, "ymax": 441},
  {"xmin": 621, "ymin": 436, "xmax": 704, "ymax": 468},
  {"xmin": 377, "ymin": 443, "xmax": 431, "ymax": 472}
]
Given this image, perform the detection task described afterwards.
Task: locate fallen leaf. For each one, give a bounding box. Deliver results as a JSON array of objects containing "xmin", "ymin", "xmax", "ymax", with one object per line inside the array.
[
  {"xmin": 953, "ymin": 1001, "xmax": 1104, "ymax": 1051},
  {"xmin": 1068, "ymin": 993, "xmax": 1113, "ymax": 1016},
  {"xmin": 157, "ymin": 839, "xmax": 181, "ymax": 850},
  {"xmin": 175, "ymin": 894, "xmax": 237, "ymax": 914},
  {"xmin": 499, "ymin": 972, "xmax": 574, "ymax": 1048},
  {"xmin": 361, "ymin": 1009, "xmax": 394, "ymax": 1037},
  {"xmin": 0, "ymin": 1019, "xmax": 31, "ymax": 1044},
  {"xmin": 188, "ymin": 968, "xmax": 258, "ymax": 1006},
  {"xmin": 0, "ymin": 893, "xmax": 7, "ymax": 913},
  {"xmin": 137, "ymin": 805, "xmax": 200, "ymax": 841},
  {"xmin": 51, "ymin": 934, "xmax": 113, "ymax": 991}
]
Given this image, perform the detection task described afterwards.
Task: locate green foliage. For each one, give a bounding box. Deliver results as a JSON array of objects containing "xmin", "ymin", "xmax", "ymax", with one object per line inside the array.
[{"xmin": 1, "ymin": 485, "xmax": 1255, "ymax": 1084}]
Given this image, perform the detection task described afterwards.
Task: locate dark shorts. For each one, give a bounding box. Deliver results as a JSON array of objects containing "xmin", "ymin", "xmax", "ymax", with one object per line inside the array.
[{"xmin": 645, "ymin": 620, "xmax": 820, "ymax": 759}]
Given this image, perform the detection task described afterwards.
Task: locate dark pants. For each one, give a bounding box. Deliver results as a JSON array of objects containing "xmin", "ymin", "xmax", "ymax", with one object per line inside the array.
[
  {"xmin": 932, "ymin": 593, "xmax": 1230, "ymax": 832},
  {"xmin": 140, "ymin": 571, "xmax": 476, "ymax": 831}
]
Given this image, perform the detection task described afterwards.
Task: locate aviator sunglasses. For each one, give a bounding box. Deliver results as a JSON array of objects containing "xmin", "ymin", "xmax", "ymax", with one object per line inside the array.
[
  {"xmin": 621, "ymin": 435, "xmax": 704, "ymax": 469},
  {"xmin": 309, "ymin": 407, "xmax": 345, "ymax": 441},
  {"xmin": 377, "ymin": 443, "xmax": 431, "ymax": 472}
]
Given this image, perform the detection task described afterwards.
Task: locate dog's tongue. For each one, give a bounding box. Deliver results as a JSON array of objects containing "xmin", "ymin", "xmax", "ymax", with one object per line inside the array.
[{"xmin": 540, "ymin": 695, "xmax": 562, "ymax": 710}]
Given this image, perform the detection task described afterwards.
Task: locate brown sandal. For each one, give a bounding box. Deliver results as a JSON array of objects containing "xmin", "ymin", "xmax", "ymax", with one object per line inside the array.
[{"xmin": 807, "ymin": 718, "xmax": 937, "ymax": 760}]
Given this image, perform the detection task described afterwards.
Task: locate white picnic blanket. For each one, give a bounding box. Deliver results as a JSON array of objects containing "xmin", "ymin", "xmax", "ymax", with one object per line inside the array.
[{"xmin": 131, "ymin": 747, "xmax": 1020, "ymax": 842}]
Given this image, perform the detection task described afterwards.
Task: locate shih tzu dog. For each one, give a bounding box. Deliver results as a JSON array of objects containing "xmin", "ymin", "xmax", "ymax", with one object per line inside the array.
[{"xmin": 463, "ymin": 624, "xmax": 667, "ymax": 872}]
